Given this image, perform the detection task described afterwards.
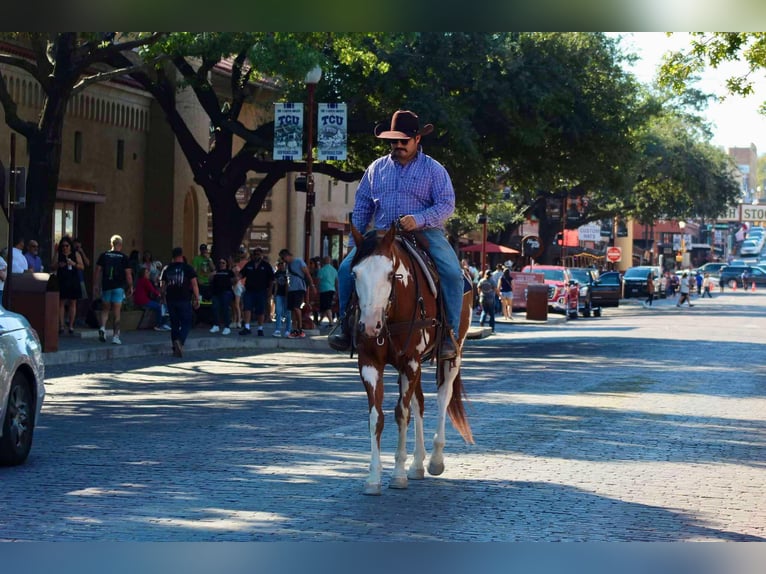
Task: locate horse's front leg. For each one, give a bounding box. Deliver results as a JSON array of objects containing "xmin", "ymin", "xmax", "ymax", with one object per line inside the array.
[
  {"xmin": 429, "ymin": 356, "xmax": 460, "ymax": 476},
  {"xmin": 361, "ymin": 362, "xmax": 385, "ymax": 495},
  {"xmin": 390, "ymin": 359, "xmax": 420, "ymax": 489}
]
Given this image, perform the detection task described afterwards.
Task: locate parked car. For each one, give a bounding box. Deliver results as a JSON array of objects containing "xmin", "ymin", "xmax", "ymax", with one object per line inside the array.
[
  {"xmin": 568, "ymin": 268, "xmax": 601, "ymax": 317},
  {"xmin": 521, "ymin": 265, "xmax": 576, "ymax": 315},
  {"xmin": 622, "ymin": 265, "xmax": 664, "ymax": 298},
  {"xmin": 695, "ymin": 262, "xmax": 727, "ymax": 278},
  {"xmin": 589, "ymin": 271, "xmax": 623, "ymax": 308},
  {"xmin": 0, "ymin": 306, "xmax": 45, "ymax": 465},
  {"xmin": 719, "ymin": 265, "xmax": 766, "ymax": 289}
]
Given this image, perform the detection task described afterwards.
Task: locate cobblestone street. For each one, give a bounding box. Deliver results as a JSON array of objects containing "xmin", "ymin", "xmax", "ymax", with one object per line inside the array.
[{"xmin": 2, "ymin": 292, "xmax": 765, "ymax": 541}]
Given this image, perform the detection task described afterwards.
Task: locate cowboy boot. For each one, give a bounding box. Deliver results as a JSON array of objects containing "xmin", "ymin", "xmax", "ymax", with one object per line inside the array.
[
  {"xmin": 439, "ymin": 330, "xmax": 457, "ymax": 360},
  {"xmin": 328, "ymin": 313, "xmax": 352, "ymax": 351}
]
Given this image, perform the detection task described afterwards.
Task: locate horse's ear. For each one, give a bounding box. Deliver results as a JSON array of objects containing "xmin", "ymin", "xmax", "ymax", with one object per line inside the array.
[
  {"xmin": 351, "ymin": 224, "xmax": 364, "ymax": 247},
  {"xmin": 379, "ymin": 224, "xmax": 397, "ymax": 251}
]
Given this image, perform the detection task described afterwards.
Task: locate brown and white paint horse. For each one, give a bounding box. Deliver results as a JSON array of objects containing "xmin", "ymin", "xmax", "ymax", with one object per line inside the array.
[{"xmin": 349, "ymin": 224, "xmax": 474, "ymax": 495}]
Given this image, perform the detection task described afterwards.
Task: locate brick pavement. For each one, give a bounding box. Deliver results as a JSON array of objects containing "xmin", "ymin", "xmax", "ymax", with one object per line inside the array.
[{"xmin": 2, "ymin": 291, "xmax": 764, "ymax": 541}]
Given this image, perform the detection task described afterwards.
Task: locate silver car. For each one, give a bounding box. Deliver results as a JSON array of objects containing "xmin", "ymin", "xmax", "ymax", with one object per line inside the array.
[{"xmin": 0, "ymin": 305, "xmax": 45, "ymax": 465}]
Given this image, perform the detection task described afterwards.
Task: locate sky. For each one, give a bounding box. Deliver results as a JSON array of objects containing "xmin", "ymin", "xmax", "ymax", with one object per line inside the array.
[{"xmin": 612, "ymin": 32, "xmax": 766, "ymax": 157}]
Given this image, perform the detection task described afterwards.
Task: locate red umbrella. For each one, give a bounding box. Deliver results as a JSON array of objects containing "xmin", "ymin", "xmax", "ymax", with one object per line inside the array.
[{"xmin": 460, "ymin": 242, "xmax": 519, "ymax": 254}]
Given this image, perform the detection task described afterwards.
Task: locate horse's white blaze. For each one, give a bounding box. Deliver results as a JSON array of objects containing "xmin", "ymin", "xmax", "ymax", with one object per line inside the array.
[
  {"xmin": 354, "ymin": 255, "xmax": 393, "ymax": 337},
  {"xmin": 408, "ymin": 359, "xmax": 419, "ymax": 373},
  {"xmin": 360, "ymin": 365, "xmax": 379, "ymax": 391},
  {"xmin": 415, "ymin": 334, "xmax": 427, "ymax": 354}
]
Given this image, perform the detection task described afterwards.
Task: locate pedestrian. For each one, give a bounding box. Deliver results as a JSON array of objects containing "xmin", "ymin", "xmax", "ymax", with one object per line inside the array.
[
  {"xmin": 73, "ymin": 238, "xmax": 91, "ymax": 301},
  {"xmin": 133, "ymin": 267, "xmax": 170, "ymax": 331},
  {"xmin": 695, "ymin": 271, "xmax": 703, "ymax": 296},
  {"xmin": 53, "ymin": 236, "xmax": 84, "ymax": 334},
  {"xmin": 160, "ymin": 246, "xmax": 200, "ymax": 358},
  {"xmin": 280, "ymin": 248, "xmax": 315, "ymax": 339},
  {"xmin": 702, "ymin": 272, "xmax": 713, "ymax": 298},
  {"xmin": 192, "ymin": 243, "xmax": 214, "ymax": 301},
  {"xmin": 272, "ymin": 259, "xmax": 291, "ymax": 337},
  {"xmin": 11, "ymin": 237, "xmax": 28, "ymax": 274},
  {"xmin": 741, "ymin": 268, "xmax": 751, "ymax": 291},
  {"xmin": 231, "ymin": 247, "xmax": 247, "ymax": 329},
  {"xmin": 239, "ymin": 247, "xmax": 274, "ymax": 337},
  {"xmin": 491, "ymin": 263, "xmax": 504, "ymax": 315},
  {"xmin": 330, "ymin": 110, "xmax": 463, "ymax": 359},
  {"xmin": 94, "ymin": 234, "xmax": 134, "ymax": 345},
  {"xmin": 643, "ymin": 271, "xmax": 655, "ymax": 308},
  {"xmin": 477, "ymin": 269, "xmax": 497, "ymax": 333},
  {"xmin": 676, "ymin": 272, "xmax": 694, "ymax": 308},
  {"xmin": 499, "ymin": 267, "xmax": 513, "ymax": 320},
  {"xmin": 317, "ymin": 255, "xmax": 338, "ymax": 328},
  {"xmin": 209, "ymin": 257, "xmax": 236, "ymax": 335},
  {"xmin": 24, "ymin": 239, "xmax": 43, "ymax": 272}
]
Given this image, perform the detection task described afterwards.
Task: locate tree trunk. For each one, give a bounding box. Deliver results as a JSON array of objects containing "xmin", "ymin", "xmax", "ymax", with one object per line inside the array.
[{"xmin": 206, "ymin": 187, "xmax": 251, "ymax": 263}]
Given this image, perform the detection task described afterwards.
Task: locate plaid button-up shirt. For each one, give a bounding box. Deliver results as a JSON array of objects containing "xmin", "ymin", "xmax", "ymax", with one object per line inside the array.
[{"xmin": 350, "ymin": 149, "xmax": 455, "ymax": 246}]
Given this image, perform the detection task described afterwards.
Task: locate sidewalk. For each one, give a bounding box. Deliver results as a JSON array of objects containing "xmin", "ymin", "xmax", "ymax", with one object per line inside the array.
[{"xmin": 43, "ymin": 313, "xmax": 566, "ymax": 367}]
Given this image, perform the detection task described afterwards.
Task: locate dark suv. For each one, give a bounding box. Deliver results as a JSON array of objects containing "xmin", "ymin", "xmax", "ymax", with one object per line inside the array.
[
  {"xmin": 623, "ymin": 266, "xmax": 664, "ymax": 298},
  {"xmin": 719, "ymin": 265, "xmax": 766, "ymax": 288}
]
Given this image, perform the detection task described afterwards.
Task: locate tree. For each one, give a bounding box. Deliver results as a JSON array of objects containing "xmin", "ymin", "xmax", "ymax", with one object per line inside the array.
[
  {"xmin": 658, "ymin": 33, "xmax": 766, "ymax": 113},
  {"xmin": 0, "ymin": 33, "xmax": 165, "ymax": 255}
]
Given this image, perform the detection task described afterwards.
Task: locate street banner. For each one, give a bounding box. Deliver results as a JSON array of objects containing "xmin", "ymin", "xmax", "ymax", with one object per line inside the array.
[
  {"xmin": 318, "ymin": 103, "xmax": 347, "ymax": 161},
  {"xmin": 274, "ymin": 103, "xmax": 303, "ymax": 160}
]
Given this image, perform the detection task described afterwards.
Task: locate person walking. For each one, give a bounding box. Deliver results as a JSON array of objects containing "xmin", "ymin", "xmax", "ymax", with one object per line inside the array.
[
  {"xmin": 477, "ymin": 270, "xmax": 497, "ymax": 333},
  {"xmin": 676, "ymin": 272, "xmax": 694, "ymax": 308},
  {"xmin": 643, "ymin": 271, "xmax": 655, "ymax": 308},
  {"xmin": 53, "ymin": 236, "xmax": 84, "ymax": 334},
  {"xmin": 280, "ymin": 248, "xmax": 315, "ymax": 339},
  {"xmin": 329, "ymin": 110, "xmax": 463, "ymax": 359},
  {"xmin": 209, "ymin": 257, "xmax": 236, "ymax": 335},
  {"xmin": 94, "ymin": 234, "xmax": 133, "ymax": 345},
  {"xmin": 317, "ymin": 255, "xmax": 338, "ymax": 328},
  {"xmin": 239, "ymin": 247, "xmax": 274, "ymax": 336},
  {"xmin": 499, "ymin": 267, "xmax": 513, "ymax": 320},
  {"xmin": 160, "ymin": 247, "xmax": 200, "ymax": 358},
  {"xmin": 702, "ymin": 272, "xmax": 713, "ymax": 298},
  {"xmin": 272, "ymin": 259, "xmax": 291, "ymax": 337}
]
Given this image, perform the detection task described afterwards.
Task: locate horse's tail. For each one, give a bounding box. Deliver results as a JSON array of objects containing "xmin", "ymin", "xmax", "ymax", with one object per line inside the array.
[{"xmin": 447, "ymin": 369, "xmax": 474, "ymax": 444}]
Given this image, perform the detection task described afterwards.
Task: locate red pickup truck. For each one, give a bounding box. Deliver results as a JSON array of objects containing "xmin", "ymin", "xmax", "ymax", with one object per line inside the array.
[{"xmin": 521, "ymin": 265, "xmax": 578, "ymax": 317}]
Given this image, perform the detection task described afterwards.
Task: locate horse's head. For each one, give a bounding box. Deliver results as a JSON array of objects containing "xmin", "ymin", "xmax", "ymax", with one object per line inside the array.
[{"xmin": 351, "ymin": 224, "xmax": 399, "ymax": 339}]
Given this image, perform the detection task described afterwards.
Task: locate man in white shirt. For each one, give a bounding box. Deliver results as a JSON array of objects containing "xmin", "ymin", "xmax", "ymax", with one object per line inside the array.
[{"xmin": 11, "ymin": 238, "xmax": 28, "ymax": 274}]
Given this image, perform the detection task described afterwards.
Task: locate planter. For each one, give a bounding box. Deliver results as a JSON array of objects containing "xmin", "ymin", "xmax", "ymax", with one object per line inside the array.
[{"xmin": 120, "ymin": 309, "xmax": 146, "ymax": 331}]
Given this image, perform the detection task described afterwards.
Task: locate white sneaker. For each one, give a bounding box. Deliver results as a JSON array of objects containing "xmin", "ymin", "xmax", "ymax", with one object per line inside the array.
[
  {"xmin": 273, "ymin": 330, "xmax": 281, "ymax": 337},
  {"xmin": 112, "ymin": 336, "xmax": 122, "ymax": 345},
  {"xmin": 162, "ymin": 324, "xmax": 172, "ymax": 330},
  {"xmin": 209, "ymin": 325, "xmax": 220, "ymax": 333},
  {"xmin": 222, "ymin": 327, "xmax": 231, "ymax": 335}
]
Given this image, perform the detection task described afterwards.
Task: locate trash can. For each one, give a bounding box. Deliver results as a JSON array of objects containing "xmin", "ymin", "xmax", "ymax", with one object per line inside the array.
[
  {"xmin": 9, "ymin": 272, "xmax": 59, "ymax": 352},
  {"xmin": 526, "ymin": 283, "xmax": 548, "ymax": 321}
]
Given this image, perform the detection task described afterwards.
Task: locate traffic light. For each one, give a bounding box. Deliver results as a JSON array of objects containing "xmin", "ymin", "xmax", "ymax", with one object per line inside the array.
[{"xmin": 556, "ymin": 232, "xmax": 564, "ymax": 245}]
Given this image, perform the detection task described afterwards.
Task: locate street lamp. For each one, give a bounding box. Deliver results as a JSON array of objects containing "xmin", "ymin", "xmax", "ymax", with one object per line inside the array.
[
  {"xmin": 678, "ymin": 220, "xmax": 687, "ymax": 269},
  {"xmin": 303, "ymin": 65, "xmax": 322, "ymax": 264}
]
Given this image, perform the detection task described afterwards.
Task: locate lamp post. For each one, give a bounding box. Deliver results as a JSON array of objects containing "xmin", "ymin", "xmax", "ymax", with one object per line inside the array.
[
  {"xmin": 303, "ymin": 65, "xmax": 322, "ymax": 264},
  {"xmin": 678, "ymin": 220, "xmax": 687, "ymax": 269}
]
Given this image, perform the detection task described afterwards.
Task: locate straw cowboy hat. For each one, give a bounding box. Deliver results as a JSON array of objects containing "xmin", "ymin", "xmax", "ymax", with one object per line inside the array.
[{"xmin": 374, "ymin": 110, "xmax": 434, "ymax": 139}]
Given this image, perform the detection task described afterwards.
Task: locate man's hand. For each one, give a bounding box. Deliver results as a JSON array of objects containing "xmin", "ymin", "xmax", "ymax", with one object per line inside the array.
[{"xmin": 399, "ymin": 214, "xmax": 417, "ymax": 232}]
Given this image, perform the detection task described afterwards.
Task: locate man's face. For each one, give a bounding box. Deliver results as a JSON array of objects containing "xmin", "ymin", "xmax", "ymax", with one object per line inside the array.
[
  {"xmin": 28, "ymin": 241, "xmax": 38, "ymax": 253},
  {"xmin": 388, "ymin": 135, "xmax": 419, "ymax": 164}
]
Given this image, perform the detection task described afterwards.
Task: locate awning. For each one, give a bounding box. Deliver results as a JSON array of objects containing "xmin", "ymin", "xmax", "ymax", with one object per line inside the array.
[
  {"xmin": 57, "ymin": 187, "xmax": 106, "ymax": 203},
  {"xmin": 460, "ymin": 241, "xmax": 519, "ymax": 254}
]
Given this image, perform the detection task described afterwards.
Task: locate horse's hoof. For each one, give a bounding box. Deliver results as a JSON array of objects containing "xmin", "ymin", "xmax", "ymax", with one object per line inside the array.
[
  {"xmin": 428, "ymin": 461, "xmax": 445, "ymax": 476},
  {"xmin": 389, "ymin": 476, "xmax": 408, "ymax": 489},
  {"xmin": 407, "ymin": 468, "xmax": 425, "ymax": 480},
  {"xmin": 363, "ymin": 482, "xmax": 382, "ymax": 496}
]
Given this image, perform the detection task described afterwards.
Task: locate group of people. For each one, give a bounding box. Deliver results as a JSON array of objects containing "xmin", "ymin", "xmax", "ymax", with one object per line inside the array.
[
  {"xmin": 473, "ymin": 264, "xmax": 514, "ymax": 332},
  {"xmin": 643, "ymin": 269, "xmax": 714, "ymax": 308}
]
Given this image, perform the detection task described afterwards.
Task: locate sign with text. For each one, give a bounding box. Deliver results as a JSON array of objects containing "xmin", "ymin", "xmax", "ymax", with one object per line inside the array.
[
  {"xmin": 511, "ymin": 271, "xmax": 544, "ymax": 309},
  {"xmin": 317, "ymin": 103, "xmax": 347, "ymax": 161},
  {"xmin": 273, "ymin": 103, "xmax": 303, "ymax": 160},
  {"xmin": 577, "ymin": 223, "xmax": 601, "ymax": 242}
]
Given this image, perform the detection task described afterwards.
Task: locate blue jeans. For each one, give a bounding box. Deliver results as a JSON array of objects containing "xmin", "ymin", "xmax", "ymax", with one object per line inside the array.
[
  {"xmin": 479, "ymin": 298, "xmax": 495, "ymax": 331},
  {"xmin": 143, "ymin": 300, "xmax": 166, "ymax": 326},
  {"xmin": 274, "ymin": 294, "xmax": 291, "ymax": 333},
  {"xmin": 167, "ymin": 299, "xmax": 192, "ymax": 345},
  {"xmin": 338, "ymin": 228, "xmax": 463, "ymax": 333},
  {"xmin": 211, "ymin": 291, "xmax": 233, "ymax": 327}
]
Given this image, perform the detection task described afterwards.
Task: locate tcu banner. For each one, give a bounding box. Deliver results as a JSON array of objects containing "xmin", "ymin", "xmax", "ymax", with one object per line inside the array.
[
  {"xmin": 317, "ymin": 103, "xmax": 347, "ymax": 161},
  {"xmin": 273, "ymin": 103, "xmax": 303, "ymax": 160}
]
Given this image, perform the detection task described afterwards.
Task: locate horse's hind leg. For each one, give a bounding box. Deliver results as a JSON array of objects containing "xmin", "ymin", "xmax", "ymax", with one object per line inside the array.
[
  {"xmin": 407, "ymin": 371, "xmax": 426, "ymax": 480},
  {"xmin": 428, "ymin": 358, "xmax": 459, "ymax": 476},
  {"xmin": 391, "ymin": 362, "xmax": 420, "ymax": 489},
  {"xmin": 361, "ymin": 363, "xmax": 385, "ymax": 495}
]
